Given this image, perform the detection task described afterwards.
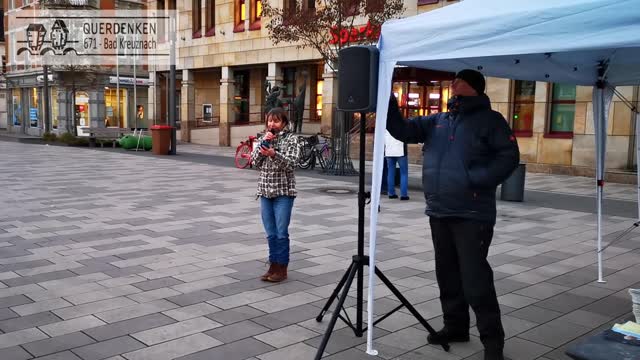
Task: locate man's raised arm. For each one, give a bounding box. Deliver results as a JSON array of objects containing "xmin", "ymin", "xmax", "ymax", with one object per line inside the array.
[{"xmin": 385, "ymin": 96, "xmax": 429, "ymax": 144}]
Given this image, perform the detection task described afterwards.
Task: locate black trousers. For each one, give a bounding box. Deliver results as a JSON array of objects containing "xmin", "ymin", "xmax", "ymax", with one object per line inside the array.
[{"xmin": 429, "ymin": 216, "xmax": 505, "ymax": 349}]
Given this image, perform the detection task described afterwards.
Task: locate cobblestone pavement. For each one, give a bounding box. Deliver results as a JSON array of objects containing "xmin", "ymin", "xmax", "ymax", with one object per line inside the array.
[{"xmin": 0, "ymin": 141, "xmax": 638, "ymax": 360}]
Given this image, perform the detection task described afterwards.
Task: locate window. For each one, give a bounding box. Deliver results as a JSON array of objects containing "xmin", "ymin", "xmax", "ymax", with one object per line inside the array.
[
  {"xmin": 0, "ymin": 9, "xmax": 4, "ymax": 42},
  {"xmin": 234, "ymin": 0, "xmax": 245, "ymax": 32},
  {"xmin": 548, "ymin": 83, "xmax": 576, "ymax": 137},
  {"xmin": 511, "ymin": 80, "xmax": 535, "ymax": 136},
  {"xmin": 315, "ymin": 80, "xmax": 323, "ymax": 121},
  {"xmin": 303, "ymin": 0, "xmax": 315, "ymax": 12},
  {"xmin": 29, "ymin": 87, "xmax": 40, "ymax": 128},
  {"xmin": 192, "ymin": 0, "xmax": 202, "ymax": 38},
  {"xmin": 282, "ymin": 68, "xmax": 296, "ymax": 98},
  {"xmin": 12, "ymin": 90, "xmax": 22, "ymax": 126},
  {"xmin": 234, "ymin": 71, "xmax": 250, "ymax": 124},
  {"xmin": 104, "ymin": 88, "xmax": 127, "ymax": 128},
  {"xmin": 249, "ymin": 0, "xmax": 262, "ymax": 30},
  {"xmin": 343, "ymin": 0, "xmax": 358, "ymax": 16},
  {"xmin": 205, "ymin": 0, "xmax": 215, "ymax": 36},
  {"xmin": 52, "ymin": 89, "xmax": 59, "ymax": 129},
  {"xmin": 283, "ymin": 0, "xmax": 296, "ymax": 15},
  {"xmin": 281, "ymin": 0, "xmax": 296, "ymax": 24},
  {"xmin": 392, "ymin": 80, "xmax": 449, "ymax": 118}
]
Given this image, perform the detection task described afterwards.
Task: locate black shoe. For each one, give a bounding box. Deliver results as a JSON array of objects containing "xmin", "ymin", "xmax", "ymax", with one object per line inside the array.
[
  {"xmin": 427, "ymin": 328, "xmax": 470, "ymax": 345},
  {"xmin": 389, "ymin": 195, "xmax": 398, "ymax": 199},
  {"xmin": 484, "ymin": 348, "xmax": 505, "ymax": 360},
  {"xmin": 400, "ymin": 196, "xmax": 410, "ymax": 200}
]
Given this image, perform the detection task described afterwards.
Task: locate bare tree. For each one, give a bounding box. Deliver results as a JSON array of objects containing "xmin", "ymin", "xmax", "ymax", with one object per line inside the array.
[{"xmin": 262, "ymin": 0, "xmax": 404, "ymax": 71}]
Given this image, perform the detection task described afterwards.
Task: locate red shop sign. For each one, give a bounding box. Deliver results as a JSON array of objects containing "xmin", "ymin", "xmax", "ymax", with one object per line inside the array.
[{"xmin": 329, "ymin": 21, "xmax": 381, "ymax": 45}]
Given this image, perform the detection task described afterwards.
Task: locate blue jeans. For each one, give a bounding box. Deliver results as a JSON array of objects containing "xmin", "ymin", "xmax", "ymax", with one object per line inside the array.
[
  {"xmin": 260, "ymin": 196, "xmax": 295, "ymax": 265},
  {"xmin": 381, "ymin": 159, "xmax": 388, "ymax": 194},
  {"xmin": 386, "ymin": 156, "xmax": 408, "ymax": 197}
]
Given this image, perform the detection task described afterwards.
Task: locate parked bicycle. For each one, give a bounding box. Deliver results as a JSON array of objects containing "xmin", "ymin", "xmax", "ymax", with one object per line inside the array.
[
  {"xmin": 298, "ymin": 134, "xmax": 334, "ymax": 170},
  {"xmin": 235, "ymin": 135, "xmax": 257, "ymax": 169}
]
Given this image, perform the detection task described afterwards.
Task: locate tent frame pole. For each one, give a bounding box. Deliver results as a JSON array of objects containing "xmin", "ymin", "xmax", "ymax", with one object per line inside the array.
[{"xmin": 610, "ymin": 86, "xmax": 640, "ymax": 221}]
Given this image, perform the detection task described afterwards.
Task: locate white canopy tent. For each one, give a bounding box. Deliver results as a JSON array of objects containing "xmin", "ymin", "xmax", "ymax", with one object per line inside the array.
[{"xmin": 366, "ymin": 0, "xmax": 640, "ymax": 355}]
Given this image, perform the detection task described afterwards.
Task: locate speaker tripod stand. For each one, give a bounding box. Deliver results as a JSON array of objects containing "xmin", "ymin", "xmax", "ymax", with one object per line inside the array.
[{"xmin": 313, "ymin": 111, "xmax": 449, "ymax": 359}]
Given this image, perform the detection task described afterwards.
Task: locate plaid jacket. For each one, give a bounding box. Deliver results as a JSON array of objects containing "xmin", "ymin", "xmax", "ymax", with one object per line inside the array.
[{"xmin": 250, "ymin": 130, "xmax": 301, "ymax": 198}]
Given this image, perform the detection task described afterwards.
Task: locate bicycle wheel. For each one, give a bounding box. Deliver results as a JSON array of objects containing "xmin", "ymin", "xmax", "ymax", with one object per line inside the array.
[
  {"xmin": 316, "ymin": 150, "xmax": 326, "ymax": 170},
  {"xmin": 235, "ymin": 143, "xmax": 252, "ymax": 169},
  {"xmin": 321, "ymin": 146, "xmax": 333, "ymax": 164},
  {"xmin": 299, "ymin": 151, "xmax": 315, "ymax": 169}
]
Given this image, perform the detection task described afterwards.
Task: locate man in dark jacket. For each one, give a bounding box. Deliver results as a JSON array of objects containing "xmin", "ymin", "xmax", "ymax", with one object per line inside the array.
[{"xmin": 387, "ymin": 69, "xmax": 519, "ymax": 360}]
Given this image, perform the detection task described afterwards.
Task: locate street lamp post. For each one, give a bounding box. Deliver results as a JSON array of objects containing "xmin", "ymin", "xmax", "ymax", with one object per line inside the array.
[{"xmin": 168, "ymin": 18, "xmax": 177, "ymax": 154}]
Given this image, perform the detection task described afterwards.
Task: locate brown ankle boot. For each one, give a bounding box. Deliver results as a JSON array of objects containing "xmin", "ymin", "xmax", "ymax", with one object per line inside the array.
[
  {"xmin": 266, "ymin": 264, "xmax": 287, "ymax": 282},
  {"xmin": 261, "ymin": 263, "xmax": 276, "ymax": 281}
]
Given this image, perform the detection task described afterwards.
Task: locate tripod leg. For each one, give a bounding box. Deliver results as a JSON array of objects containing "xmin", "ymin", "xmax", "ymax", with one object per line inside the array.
[
  {"xmin": 375, "ymin": 267, "xmax": 450, "ymax": 352},
  {"xmin": 314, "ymin": 262, "xmax": 359, "ymax": 360},
  {"xmin": 316, "ymin": 261, "xmax": 354, "ymax": 322}
]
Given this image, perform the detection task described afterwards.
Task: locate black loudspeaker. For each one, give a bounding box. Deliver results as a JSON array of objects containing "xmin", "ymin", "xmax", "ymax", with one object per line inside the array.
[{"xmin": 338, "ymin": 45, "xmax": 379, "ymax": 112}]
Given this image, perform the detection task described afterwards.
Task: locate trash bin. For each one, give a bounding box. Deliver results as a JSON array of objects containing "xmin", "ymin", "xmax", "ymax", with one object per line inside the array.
[
  {"xmin": 500, "ymin": 163, "xmax": 526, "ymax": 201},
  {"xmin": 150, "ymin": 125, "xmax": 173, "ymax": 155}
]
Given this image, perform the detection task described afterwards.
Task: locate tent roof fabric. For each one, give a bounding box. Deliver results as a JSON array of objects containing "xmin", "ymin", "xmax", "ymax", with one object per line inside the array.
[{"xmin": 379, "ymin": 0, "xmax": 640, "ymax": 85}]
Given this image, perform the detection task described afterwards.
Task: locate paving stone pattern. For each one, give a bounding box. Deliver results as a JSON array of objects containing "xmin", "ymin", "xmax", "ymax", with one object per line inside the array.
[{"xmin": 0, "ymin": 141, "xmax": 638, "ymax": 360}]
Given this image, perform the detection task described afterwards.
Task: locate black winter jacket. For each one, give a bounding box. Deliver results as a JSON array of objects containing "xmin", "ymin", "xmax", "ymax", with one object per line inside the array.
[{"xmin": 387, "ymin": 94, "xmax": 520, "ymax": 223}]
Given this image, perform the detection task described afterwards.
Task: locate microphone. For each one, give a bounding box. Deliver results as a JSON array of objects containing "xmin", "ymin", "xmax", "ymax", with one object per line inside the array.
[{"xmin": 261, "ymin": 129, "xmax": 276, "ymax": 148}]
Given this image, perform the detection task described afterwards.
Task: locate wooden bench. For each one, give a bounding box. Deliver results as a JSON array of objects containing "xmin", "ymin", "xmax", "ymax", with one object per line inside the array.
[{"xmin": 81, "ymin": 128, "xmax": 132, "ymax": 148}]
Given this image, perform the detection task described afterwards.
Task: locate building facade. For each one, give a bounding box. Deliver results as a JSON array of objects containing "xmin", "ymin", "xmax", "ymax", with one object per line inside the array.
[
  {"xmin": 3, "ymin": 0, "xmax": 637, "ymax": 176},
  {"xmin": 3, "ymin": 0, "xmax": 150, "ymax": 136}
]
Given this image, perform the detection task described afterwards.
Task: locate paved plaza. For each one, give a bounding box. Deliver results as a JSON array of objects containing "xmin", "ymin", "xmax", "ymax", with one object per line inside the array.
[{"xmin": 0, "ymin": 140, "xmax": 638, "ymax": 360}]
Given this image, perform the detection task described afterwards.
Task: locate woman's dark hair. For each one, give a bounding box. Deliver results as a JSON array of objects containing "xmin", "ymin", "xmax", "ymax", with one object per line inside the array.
[{"xmin": 266, "ymin": 107, "xmax": 289, "ymax": 126}]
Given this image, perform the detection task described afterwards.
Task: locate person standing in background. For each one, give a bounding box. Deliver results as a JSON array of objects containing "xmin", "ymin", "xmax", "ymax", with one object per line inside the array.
[{"xmin": 384, "ymin": 130, "xmax": 409, "ymax": 200}]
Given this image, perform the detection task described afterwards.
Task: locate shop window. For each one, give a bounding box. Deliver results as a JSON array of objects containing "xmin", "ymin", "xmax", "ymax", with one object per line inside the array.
[
  {"xmin": 316, "ymin": 80, "xmax": 323, "ymax": 121},
  {"xmin": 29, "ymin": 88, "xmax": 40, "ymax": 128},
  {"xmin": 547, "ymin": 83, "xmax": 576, "ymax": 138},
  {"xmin": 234, "ymin": 71, "xmax": 250, "ymax": 124},
  {"xmin": 193, "ymin": 0, "xmax": 202, "ymax": 38},
  {"xmin": 511, "ymin": 80, "xmax": 535, "ymax": 137},
  {"xmin": 75, "ymin": 92, "xmax": 90, "ymax": 128},
  {"xmin": 205, "ymin": 0, "xmax": 215, "ymax": 36},
  {"xmin": 104, "ymin": 88, "xmax": 128, "ymax": 128},
  {"xmin": 11, "ymin": 90, "xmax": 22, "ymax": 126},
  {"xmin": 234, "ymin": 0, "xmax": 246, "ymax": 32},
  {"xmin": 249, "ymin": 0, "xmax": 262, "ymax": 30},
  {"xmin": 393, "ymin": 80, "xmax": 448, "ymax": 119}
]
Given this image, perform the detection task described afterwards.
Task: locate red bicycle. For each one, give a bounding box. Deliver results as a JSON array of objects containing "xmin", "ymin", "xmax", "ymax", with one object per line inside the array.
[{"xmin": 235, "ymin": 135, "xmax": 257, "ymax": 169}]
